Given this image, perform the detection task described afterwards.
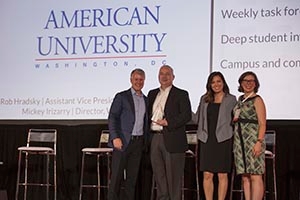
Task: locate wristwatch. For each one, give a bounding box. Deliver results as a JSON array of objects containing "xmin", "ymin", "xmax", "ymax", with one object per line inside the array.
[{"xmin": 257, "ymin": 138, "xmax": 264, "ymax": 143}]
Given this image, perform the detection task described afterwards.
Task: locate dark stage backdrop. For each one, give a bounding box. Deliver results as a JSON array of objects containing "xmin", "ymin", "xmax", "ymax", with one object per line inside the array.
[{"xmin": 0, "ymin": 122, "xmax": 300, "ymax": 200}]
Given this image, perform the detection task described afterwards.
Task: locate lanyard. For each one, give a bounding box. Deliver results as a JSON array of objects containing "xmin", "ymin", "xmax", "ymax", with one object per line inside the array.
[{"xmin": 242, "ymin": 92, "xmax": 254, "ymax": 103}]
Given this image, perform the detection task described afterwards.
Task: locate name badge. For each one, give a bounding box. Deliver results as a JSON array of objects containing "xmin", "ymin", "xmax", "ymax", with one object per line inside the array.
[{"xmin": 233, "ymin": 108, "xmax": 241, "ymax": 122}]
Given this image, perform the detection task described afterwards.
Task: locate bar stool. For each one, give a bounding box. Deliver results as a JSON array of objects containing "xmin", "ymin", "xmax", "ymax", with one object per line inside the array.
[
  {"xmin": 182, "ymin": 130, "xmax": 200, "ymax": 200},
  {"xmin": 229, "ymin": 130, "xmax": 277, "ymax": 200},
  {"xmin": 150, "ymin": 130, "xmax": 200, "ymax": 200},
  {"xmin": 15, "ymin": 129, "xmax": 57, "ymax": 200},
  {"xmin": 79, "ymin": 130, "xmax": 113, "ymax": 200}
]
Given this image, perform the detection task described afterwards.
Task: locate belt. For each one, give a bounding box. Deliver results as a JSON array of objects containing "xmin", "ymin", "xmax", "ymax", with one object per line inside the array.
[
  {"xmin": 131, "ymin": 135, "xmax": 143, "ymax": 140},
  {"xmin": 151, "ymin": 130, "xmax": 163, "ymax": 134}
]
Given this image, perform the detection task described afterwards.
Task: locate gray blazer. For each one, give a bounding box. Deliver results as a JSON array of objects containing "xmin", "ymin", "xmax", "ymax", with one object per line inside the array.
[{"xmin": 192, "ymin": 94, "xmax": 237, "ymax": 143}]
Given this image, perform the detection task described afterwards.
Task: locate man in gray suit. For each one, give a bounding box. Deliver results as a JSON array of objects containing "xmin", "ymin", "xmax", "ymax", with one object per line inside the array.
[{"xmin": 148, "ymin": 65, "xmax": 191, "ymax": 200}]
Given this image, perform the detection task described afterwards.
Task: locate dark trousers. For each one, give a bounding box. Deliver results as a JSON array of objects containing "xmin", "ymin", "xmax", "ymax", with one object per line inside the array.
[
  {"xmin": 150, "ymin": 134, "xmax": 185, "ymax": 200},
  {"xmin": 108, "ymin": 137, "xmax": 143, "ymax": 200}
]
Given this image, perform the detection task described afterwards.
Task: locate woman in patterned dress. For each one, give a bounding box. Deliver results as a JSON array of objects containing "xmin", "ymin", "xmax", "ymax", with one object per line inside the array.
[{"xmin": 233, "ymin": 71, "xmax": 267, "ymax": 200}]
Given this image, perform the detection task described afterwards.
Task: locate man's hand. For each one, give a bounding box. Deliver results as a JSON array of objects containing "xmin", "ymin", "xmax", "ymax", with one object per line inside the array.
[
  {"xmin": 113, "ymin": 138, "xmax": 123, "ymax": 150},
  {"xmin": 153, "ymin": 118, "xmax": 168, "ymax": 126}
]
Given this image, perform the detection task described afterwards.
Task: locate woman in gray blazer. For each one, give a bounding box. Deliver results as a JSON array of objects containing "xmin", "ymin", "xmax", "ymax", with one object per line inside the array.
[{"xmin": 192, "ymin": 72, "xmax": 237, "ymax": 200}]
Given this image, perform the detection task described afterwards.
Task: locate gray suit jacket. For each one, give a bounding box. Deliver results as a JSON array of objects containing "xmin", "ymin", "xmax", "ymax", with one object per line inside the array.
[{"xmin": 192, "ymin": 93, "xmax": 237, "ymax": 143}]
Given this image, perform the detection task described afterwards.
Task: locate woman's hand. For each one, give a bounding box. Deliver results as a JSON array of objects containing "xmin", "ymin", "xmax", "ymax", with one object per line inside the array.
[{"xmin": 253, "ymin": 142, "xmax": 263, "ymax": 157}]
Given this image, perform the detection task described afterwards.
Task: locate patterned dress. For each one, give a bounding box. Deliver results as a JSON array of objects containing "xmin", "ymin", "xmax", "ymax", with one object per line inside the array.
[{"xmin": 233, "ymin": 95, "xmax": 265, "ymax": 175}]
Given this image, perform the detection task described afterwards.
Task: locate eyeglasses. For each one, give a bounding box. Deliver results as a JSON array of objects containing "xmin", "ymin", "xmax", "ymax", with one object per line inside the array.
[{"xmin": 242, "ymin": 79, "xmax": 255, "ymax": 83}]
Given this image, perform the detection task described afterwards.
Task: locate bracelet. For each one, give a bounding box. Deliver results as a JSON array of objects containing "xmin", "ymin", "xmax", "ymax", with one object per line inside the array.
[{"xmin": 257, "ymin": 138, "xmax": 264, "ymax": 143}]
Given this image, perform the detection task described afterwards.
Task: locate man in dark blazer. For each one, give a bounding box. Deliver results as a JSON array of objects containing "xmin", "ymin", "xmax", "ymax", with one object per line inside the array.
[
  {"xmin": 148, "ymin": 65, "xmax": 191, "ymax": 200},
  {"xmin": 108, "ymin": 68, "xmax": 148, "ymax": 200}
]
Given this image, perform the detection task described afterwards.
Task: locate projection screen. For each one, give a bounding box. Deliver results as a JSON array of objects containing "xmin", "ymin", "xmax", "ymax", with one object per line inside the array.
[{"xmin": 0, "ymin": 0, "xmax": 299, "ymax": 121}]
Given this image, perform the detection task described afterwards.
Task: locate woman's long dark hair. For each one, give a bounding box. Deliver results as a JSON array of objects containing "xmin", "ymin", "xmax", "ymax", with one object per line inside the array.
[{"xmin": 204, "ymin": 71, "xmax": 230, "ymax": 103}]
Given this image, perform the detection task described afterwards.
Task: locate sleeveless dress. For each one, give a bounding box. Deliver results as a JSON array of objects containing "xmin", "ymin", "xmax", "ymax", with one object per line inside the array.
[
  {"xmin": 233, "ymin": 95, "xmax": 265, "ymax": 175},
  {"xmin": 199, "ymin": 103, "xmax": 232, "ymax": 173}
]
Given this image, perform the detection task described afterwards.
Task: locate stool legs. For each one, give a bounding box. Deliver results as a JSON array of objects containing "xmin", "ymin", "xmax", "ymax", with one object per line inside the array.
[
  {"xmin": 46, "ymin": 154, "xmax": 50, "ymax": 200},
  {"xmin": 229, "ymin": 167, "xmax": 244, "ymax": 200},
  {"xmin": 54, "ymin": 156, "xmax": 57, "ymax": 200},
  {"xmin": 272, "ymin": 158, "xmax": 277, "ymax": 200},
  {"xmin": 195, "ymin": 156, "xmax": 200, "ymax": 200},
  {"xmin": 24, "ymin": 154, "xmax": 28, "ymax": 200},
  {"xmin": 181, "ymin": 158, "xmax": 200, "ymax": 200},
  {"xmin": 15, "ymin": 152, "xmax": 22, "ymax": 200},
  {"xmin": 15, "ymin": 152, "xmax": 56, "ymax": 200},
  {"xmin": 79, "ymin": 152, "xmax": 111, "ymax": 200},
  {"xmin": 79, "ymin": 153, "xmax": 85, "ymax": 200},
  {"xmin": 97, "ymin": 155, "xmax": 100, "ymax": 200},
  {"xmin": 79, "ymin": 153, "xmax": 102, "ymax": 200},
  {"xmin": 264, "ymin": 156, "xmax": 277, "ymax": 200}
]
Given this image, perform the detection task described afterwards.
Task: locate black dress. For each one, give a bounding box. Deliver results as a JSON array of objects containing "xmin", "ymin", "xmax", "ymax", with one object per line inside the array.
[{"xmin": 199, "ymin": 103, "xmax": 232, "ymax": 173}]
